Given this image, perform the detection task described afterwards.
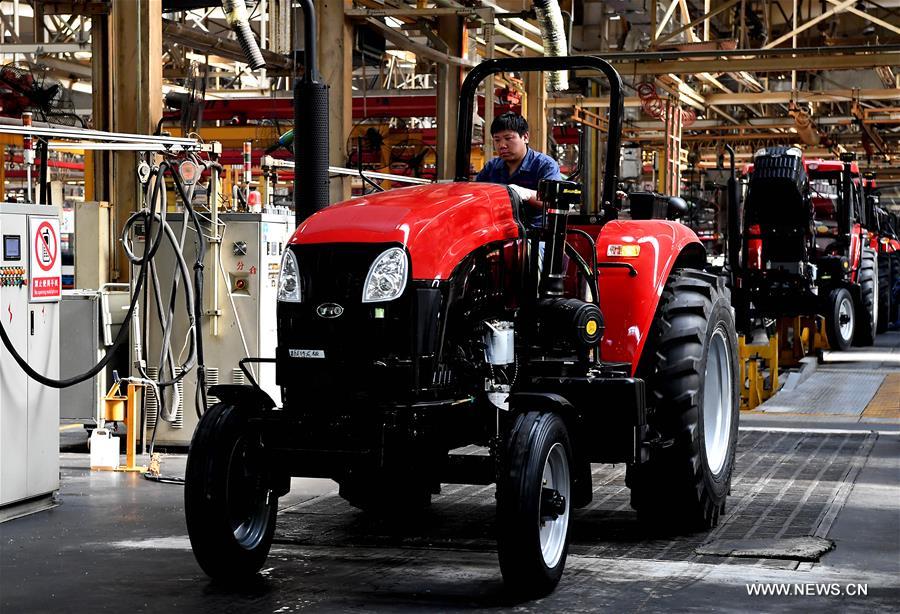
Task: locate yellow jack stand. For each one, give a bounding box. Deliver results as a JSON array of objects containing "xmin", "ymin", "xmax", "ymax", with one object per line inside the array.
[
  {"xmin": 739, "ymin": 334, "xmax": 780, "ymax": 411},
  {"xmin": 778, "ymin": 315, "xmax": 829, "ymax": 367},
  {"xmin": 100, "ymin": 380, "xmax": 147, "ymax": 473},
  {"xmin": 115, "ymin": 383, "xmax": 148, "ymax": 473}
]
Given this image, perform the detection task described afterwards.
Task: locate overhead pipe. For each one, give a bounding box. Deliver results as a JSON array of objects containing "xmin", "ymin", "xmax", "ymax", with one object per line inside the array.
[{"xmin": 293, "ymin": 0, "xmax": 331, "ymax": 227}]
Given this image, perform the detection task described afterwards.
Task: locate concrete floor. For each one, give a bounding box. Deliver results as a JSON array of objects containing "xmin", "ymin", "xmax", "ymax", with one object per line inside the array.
[{"xmin": 2, "ymin": 336, "xmax": 899, "ymax": 613}]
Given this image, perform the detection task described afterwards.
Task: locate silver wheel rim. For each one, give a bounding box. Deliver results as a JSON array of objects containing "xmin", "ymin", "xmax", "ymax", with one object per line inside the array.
[
  {"xmin": 227, "ymin": 437, "xmax": 272, "ymax": 550},
  {"xmin": 539, "ymin": 442, "xmax": 570, "ymax": 568},
  {"xmin": 703, "ymin": 328, "xmax": 733, "ymax": 476},
  {"xmin": 838, "ymin": 296, "xmax": 854, "ymax": 342}
]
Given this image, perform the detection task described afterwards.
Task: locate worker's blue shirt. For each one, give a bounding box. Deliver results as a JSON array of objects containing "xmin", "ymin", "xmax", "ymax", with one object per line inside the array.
[{"xmin": 476, "ymin": 147, "xmax": 562, "ymax": 228}]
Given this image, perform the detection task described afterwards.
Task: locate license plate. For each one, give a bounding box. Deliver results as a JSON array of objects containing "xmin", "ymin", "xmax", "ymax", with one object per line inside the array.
[{"xmin": 288, "ymin": 349, "xmax": 325, "ymax": 359}]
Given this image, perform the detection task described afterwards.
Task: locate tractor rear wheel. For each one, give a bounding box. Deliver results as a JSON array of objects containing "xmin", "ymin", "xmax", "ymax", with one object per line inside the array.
[
  {"xmin": 185, "ymin": 402, "xmax": 278, "ymax": 580},
  {"xmin": 628, "ymin": 269, "xmax": 739, "ymax": 531},
  {"xmin": 877, "ymin": 251, "xmax": 891, "ymax": 334},
  {"xmin": 891, "ymin": 252, "xmax": 900, "ymax": 325},
  {"xmin": 854, "ymin": 248, "xmax": 877, "ymax": 346},
  {"xmin": 825, "ymin": 287, "xmax": 855, "ymax": 351},
  {"xmin": 497, "ymin": 411, "xmax": 572, "ymax": 597}
]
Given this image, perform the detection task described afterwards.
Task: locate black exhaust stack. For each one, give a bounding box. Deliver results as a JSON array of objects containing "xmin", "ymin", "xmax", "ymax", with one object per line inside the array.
[
  {"xmin": 725, "ymin": 144, "xmax": 740, "ymax": 286},
  {"xmin": 294, "ymin": 0, "xmax": 331, "ymax": 228}
]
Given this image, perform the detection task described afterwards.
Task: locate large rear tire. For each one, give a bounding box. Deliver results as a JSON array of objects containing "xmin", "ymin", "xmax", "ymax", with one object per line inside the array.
[
  {"xmin": 497, "ymin": 411, "xmax": 572, "ymax": 597},
  {"xmin": 854, "ymin": 248, "xmax": 877, "ymax": 346},
  {"xmin": 185, "ymin": 403, "xmax": 278, "ymax": 580},
  {"xmin": 891, "ymin": 252, "xmax": 900, "ymax": 325},
  {"xmin": 628, "ymin": 269, "xmax": 739, "ymax": 531},
  {"xmin": 877, "ymin": 251, "xmax": 891, "ymax": 334}
]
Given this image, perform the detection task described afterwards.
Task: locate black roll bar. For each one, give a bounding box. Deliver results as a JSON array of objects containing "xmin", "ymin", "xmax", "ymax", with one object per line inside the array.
[{"xmin": 454, "ymin": 56, "xmax": 624, "ymax": 216}]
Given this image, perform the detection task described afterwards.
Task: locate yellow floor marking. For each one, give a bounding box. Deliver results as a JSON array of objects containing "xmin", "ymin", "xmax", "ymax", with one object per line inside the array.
[{"xmin": 862, "ymin": 373, "xmax": 900, "ymax": 419}]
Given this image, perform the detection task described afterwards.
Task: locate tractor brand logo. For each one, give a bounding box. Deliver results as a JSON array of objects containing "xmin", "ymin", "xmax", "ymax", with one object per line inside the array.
[
  {"xmin": 585, "ymin": 320, "xmax": 598, "ymax": 336},
  {"xmin": 316, "ymin": 302, "xmax": 344, "ymax": 318}
]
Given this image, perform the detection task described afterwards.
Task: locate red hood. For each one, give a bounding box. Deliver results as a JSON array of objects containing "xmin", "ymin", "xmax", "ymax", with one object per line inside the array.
[{"xmin": 289, "ymin": 182, "xmax": 520, "ymax": 280}]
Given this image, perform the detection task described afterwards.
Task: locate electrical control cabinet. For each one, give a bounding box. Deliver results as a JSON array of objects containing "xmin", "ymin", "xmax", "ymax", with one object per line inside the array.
[
  {"xmin": 143, "ymin": 212, "xmax": 291, "ymax": 446},
  {"xmin": 0, "ymin": 205, "xmax": 61, "ymax": 519}
]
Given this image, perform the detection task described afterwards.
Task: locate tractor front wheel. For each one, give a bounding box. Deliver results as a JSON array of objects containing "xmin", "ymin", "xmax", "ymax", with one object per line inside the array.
[
  {"xmin": 629, "ymin": 269, "xmax": 739, "ymax": 531},
  {"xmin": 497, "ymin": 411, "xmax": 573, "ymax": 597},
  {"xmin": 825, "ymin": 287, "xmax": 856, "ymax": 351},
  {"xmin": 184, "ymin": 402, "xmax": 278, "ymax": 580}
]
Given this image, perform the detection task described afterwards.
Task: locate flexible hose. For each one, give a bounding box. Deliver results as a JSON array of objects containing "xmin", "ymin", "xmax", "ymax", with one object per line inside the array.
[
  {"xmin": 0, "ymin": 164, "xmax": 174, "ymax": 388},
  {"xmin": 222, "ymin": 0, "xmax": 266, "ymax": 70},
  {"xmin": 533, "ymin": 0, "xmax": 569, "ymax": 91}
]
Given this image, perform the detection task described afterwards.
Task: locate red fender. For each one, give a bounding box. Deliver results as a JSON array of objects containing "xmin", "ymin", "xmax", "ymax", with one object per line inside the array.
[
  {"xmin": 595, "ymin": 220, "xmax": 705, "ymax": 374},
  {"xmin": 288, "ymin": 183, "xmax": 519, "ymax": 280},
  {"xmin": 849, "ymin": 223, "xmax": 862, "ymax": 281}
]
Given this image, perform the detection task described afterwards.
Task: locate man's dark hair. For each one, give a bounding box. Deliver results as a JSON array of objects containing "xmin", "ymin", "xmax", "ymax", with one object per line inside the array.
[{"xmin": 490, "ymin": 112, "xmax": 529, "ymax": 136}]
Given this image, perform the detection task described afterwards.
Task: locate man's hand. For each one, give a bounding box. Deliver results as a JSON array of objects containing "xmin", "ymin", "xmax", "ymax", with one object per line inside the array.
[{"xmin": 509, "ymin": 184, "xmax": 539, "ymax": 205}]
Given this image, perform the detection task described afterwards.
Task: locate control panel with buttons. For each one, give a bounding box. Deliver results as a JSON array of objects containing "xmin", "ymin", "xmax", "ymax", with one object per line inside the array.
[{"xmin": 0, "ymin": 265, "xmax": 27, "ymax": 287}]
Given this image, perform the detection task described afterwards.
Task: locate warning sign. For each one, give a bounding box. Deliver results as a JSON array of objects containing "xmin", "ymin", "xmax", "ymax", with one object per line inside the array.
[{"xmin": 29, "ymin": 217, "xmax": 61, "ymax": 303}]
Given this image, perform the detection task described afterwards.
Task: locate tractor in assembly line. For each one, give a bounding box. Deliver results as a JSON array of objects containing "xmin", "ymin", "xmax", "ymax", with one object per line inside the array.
[
  {"xmin": 183, "ymin": 56, "xmax": 740, "ymax": 596},
  {"xmin": 864, "ymin": 174, "xmax": 900, "ymax": 332},
  {"xmin": 732, "ymin": 149, "xmax": 879, "ymax": 352}
]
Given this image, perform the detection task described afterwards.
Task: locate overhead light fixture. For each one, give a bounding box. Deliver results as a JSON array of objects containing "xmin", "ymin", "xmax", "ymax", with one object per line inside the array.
[{"xmin": 610, "ymin": 15, "xmax": 621, "ymax": 21}]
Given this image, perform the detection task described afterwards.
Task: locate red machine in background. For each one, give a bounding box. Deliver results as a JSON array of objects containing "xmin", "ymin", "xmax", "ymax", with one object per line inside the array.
[
  {"xmin": 864, "ymin": 174, "xmax": 900, "ymax": 331},
  {"xmin": 732, "ymin": 149, "xmax": 878, "ymax": 350}
]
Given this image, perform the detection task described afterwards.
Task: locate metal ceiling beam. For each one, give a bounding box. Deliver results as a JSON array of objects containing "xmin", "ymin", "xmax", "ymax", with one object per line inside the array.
[
  {"xmin": 364, "ymin": 16, "xmax": 475, "ymax": 67},
  {"xmin": 0, "ymin": 42, "xmax": 89, "ymax": 53},
  {"xmin": 655, "ymin": 0, "xmax": 740, "ymax": 46},
  {"xmin": 825, "ymin": 0, "xmax": 900, "ymax": 37},
  {"xmin": 161, "ymin": 19, "xmax": 293, "ymax": 70},
  {"xmin": 604, "ymin": 52, "xmax": 900, "ymax": 75},
  {"xmin": 548, "ymin": 89, "xmax": 900, "ymax": 108},
  {"xmin": 763, "ymin": 0, "xmax": 856, "ymax": 49}
]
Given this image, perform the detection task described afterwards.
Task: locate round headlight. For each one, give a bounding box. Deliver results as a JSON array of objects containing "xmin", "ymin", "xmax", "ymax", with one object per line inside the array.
[{"xmin": 362, "ymin": 247, "xmax": 408, "ymax": 303}]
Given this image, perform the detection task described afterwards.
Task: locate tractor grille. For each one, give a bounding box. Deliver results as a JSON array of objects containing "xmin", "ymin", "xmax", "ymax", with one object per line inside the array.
[{"xmin": 277, "ymin": 243, "xmax": 418, "ymax": 395}]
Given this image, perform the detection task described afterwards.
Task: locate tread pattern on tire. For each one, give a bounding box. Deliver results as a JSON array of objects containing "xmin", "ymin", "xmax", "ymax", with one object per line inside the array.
[
  {"xmin": 628, "ymin": 268, "xmax": 738, "ymax": 531},
  {"xmin": 184, "ymin": 402, "xmax": 277, "ymax": 580},
  {"xmin": 854, "ymin": 248, "xmax": 877, "ymax": 346},
  {"xmin": 497, "ymin": 411, "xmax": 571, "ymax": 598},
  {"xmin": 877, "ymin": 252, "xmax": 891, "ymax": 334},
  {"xmin": 891, "ymin": 252, "xmax": 900, "ymax": 324}
]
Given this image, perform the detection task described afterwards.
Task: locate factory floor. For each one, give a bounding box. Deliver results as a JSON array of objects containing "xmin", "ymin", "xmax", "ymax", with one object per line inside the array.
[{"xmin": 2, "ymin": 335, "xmax": 899, "ymax": 613}]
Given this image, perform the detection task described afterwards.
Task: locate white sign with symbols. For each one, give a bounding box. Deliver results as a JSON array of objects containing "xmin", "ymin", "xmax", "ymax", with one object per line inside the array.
[{"xmin": 29, "ymin": 216, "xmax": 61, "ymax": 303}]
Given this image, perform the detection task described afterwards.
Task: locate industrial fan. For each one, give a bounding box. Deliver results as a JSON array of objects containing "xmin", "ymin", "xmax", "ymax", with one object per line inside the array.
[{"xmin": 0, "ymin": 63, "xmax": 83, "ymax": 126}]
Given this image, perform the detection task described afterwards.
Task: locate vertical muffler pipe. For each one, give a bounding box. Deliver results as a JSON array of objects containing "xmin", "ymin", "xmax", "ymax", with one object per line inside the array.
[
  {"xmin": 725, "ymin": 144, "xmax": 740, "ymax": 284},
  {"xmin": 294, "ymin": 0, "xmax": 330, "ymax": 227},
  {"xmin": 533, "ymin": 0, "xmax": 568, "ymax": 91},
  {"xmin": 222, "ymin": 0, "xmax": 266, "ymax": 70}
]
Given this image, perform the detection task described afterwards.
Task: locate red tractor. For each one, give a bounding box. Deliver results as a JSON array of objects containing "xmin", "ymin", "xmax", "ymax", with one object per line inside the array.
[
  {"xmin": 184, "ymin": 56, "xmax": 739, "ymax": 596},
  {"xmin": 731, "ymin": 148, "xmax": 879, "ymax": 350},
  {"xmin": 864, "ymin": 174, "xmax": 900, "ymax": 331}
]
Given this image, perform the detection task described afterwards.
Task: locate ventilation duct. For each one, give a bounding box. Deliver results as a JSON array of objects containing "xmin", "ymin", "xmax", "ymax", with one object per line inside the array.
[{"xmin": 533, "ymin": 0, "xmax": 569, "ymax": 91}]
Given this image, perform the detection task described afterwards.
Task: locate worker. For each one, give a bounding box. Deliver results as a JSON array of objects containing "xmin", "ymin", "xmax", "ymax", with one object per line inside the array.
[{"xmin": 476, "ymin": 112, "xmax": 562, "ymax": 228}]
